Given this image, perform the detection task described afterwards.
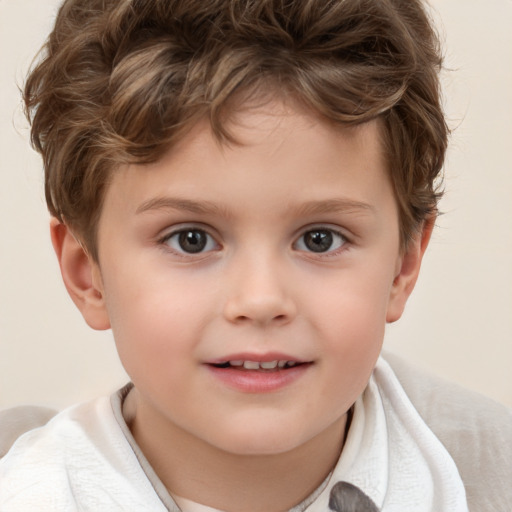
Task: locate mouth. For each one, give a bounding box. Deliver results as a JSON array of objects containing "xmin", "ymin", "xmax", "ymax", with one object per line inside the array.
[
  {"xmin": 209, "ymin": 360, "xmax": 307, "ymax": 371},
  {"xmin": 205, "ymin": 355, "xmax": 313, "ymax": 392}
]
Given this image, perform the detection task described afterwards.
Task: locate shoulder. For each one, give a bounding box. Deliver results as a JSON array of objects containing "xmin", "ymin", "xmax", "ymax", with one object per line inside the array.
[
  {"xmin": 383, "ymin": 351, "xmax": 512, "ymax": 512},
  {"xmin": 0, "ymin": 393, "xmax": 167, "ymax": 511},
  {"xmin": 0, "ymin": 396, "xmax": 113, "ymax": 470},
  {"xmin": 0, "ymin": 405, "xmax": 57, "ymax": 458},
  {"xmin": 0, "ymin": 397, "xmax": 110, "ymax": 509},
  {"xmin": 0, "ymin": 397, "xmax": 113, "ymax": 463}
]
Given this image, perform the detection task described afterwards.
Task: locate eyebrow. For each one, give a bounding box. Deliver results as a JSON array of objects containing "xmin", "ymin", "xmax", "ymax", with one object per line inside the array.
[
  {"xmin": 136, "ymin": 196, "xmax": 375, "ymax": 217},
  {"xmin": 136, "ymin": 197, "xmax": 229, "ymax": 216},
  {"xmin": 293, "ymin": 199, "xmax": 376, "ymax": 217}
]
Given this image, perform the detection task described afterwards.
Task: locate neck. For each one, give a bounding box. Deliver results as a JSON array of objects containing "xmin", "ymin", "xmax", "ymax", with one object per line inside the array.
[{"xmin": 125, "ymin": 390, "xmax": 347, "ymax": 512}]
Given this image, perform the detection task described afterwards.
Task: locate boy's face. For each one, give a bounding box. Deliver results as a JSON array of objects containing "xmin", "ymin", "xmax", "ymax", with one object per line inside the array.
[{"xmin": 78, "ymin": 100, "xmax": 420, "ymax": 456}]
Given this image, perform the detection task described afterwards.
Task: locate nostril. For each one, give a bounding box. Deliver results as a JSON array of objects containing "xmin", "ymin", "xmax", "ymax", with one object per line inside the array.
[{"xmin": 230, "ymin": 313, "xmax": 289, "ymax": 326}]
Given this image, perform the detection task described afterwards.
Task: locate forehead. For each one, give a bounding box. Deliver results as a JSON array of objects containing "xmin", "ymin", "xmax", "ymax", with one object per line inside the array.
[{"xmin": 99, "ymin": 100, "xmax": 395, "ymax": 231}]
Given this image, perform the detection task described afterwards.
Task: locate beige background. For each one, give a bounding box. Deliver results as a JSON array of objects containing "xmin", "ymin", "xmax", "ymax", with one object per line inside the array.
[{"xmin": 0, "ymin": 0, "xmax": 511, "ymax": 410}]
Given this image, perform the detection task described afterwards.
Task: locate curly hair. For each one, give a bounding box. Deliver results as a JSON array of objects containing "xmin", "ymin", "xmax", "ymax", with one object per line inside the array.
[{"xmin": 24, "ymin": 0, "xmax": 448, "ymax": 260}]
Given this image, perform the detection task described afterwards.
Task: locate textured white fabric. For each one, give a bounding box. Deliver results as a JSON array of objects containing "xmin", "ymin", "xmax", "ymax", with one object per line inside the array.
[
  {"xmin": 0, "ymin": 395, "xmax": 171, "ymax": 512},
  {"xmin": 307, "ymin": 358, "xmax": 469, "ymax": 511},
  {"xmin": 0, "ymin": 358, "xmax": 468, "ymax": 511}
]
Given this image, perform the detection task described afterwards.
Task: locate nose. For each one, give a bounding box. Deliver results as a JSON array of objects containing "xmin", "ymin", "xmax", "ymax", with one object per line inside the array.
[{"xmin": 222, "ymin": 253, "xmax": 297, "ymax": 327}]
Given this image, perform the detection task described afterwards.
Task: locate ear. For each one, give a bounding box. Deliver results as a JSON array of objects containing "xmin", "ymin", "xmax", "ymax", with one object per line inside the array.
[
  {"xmin": 50, "ymin": 218, "xmax": 111, "ymax": 330},
  {"xmin": 386, "ymin": 217, "xmax": 435, "ymax": 323}
]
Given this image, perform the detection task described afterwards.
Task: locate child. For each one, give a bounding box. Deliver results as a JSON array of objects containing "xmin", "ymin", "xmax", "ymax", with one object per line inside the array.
[{"xmin": 0, "ymin": 0, "xmax": 510, "ymax": 510}]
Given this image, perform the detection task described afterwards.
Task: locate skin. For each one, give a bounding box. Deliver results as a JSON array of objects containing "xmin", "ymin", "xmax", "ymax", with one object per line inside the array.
[{"xmin": 52, "ymin": 100, "xmax": 432, "ymax": 512}]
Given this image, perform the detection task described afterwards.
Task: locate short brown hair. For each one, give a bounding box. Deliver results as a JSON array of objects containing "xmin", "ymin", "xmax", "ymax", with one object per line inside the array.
[{"xmin": 24, "ymin": 0, "xmax": 448, "ymax": 260}]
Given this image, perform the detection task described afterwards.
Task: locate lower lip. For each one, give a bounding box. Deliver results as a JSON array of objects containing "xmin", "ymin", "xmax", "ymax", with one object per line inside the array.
[{"xmin": 205, "ymin": 364, "xmax": 312, "ymax": 393}]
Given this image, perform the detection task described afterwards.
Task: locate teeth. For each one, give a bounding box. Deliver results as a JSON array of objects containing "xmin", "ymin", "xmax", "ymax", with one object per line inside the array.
[
  {"xmin": 227, "ymin": 360, "xmax": 296, "ymax": 370},
  {"xmin": 260, "ymin": 361, "xmax": 278, "ymax": 369}
]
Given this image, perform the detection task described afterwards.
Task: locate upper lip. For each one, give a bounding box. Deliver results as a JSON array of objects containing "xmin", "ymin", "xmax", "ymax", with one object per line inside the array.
[{"xmin": 205, "ymin": 352, "xmax": 309, "ymax": 365}]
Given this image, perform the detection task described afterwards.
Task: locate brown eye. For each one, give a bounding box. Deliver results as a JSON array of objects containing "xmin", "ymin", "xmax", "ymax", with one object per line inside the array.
[
  {"xmin": 178, "ymin": 230, "xmax": 207, "ymax": 253},
  {"xmin": 165, "ymin": 229, "xmax": 217, "ymax": 254},
  {"xmin": 296, "ymin": 229, "xmax": 346, "ymax": 253}
]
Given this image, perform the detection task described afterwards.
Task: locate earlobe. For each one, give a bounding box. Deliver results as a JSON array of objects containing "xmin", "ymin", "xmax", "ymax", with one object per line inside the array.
[
  {"xmin": 386, "ymin": 218, "xmax": 435, "ymax": 323},
  {"xmin": 50, "ymin": 218, "xmax": 111, "ymax": 330}
]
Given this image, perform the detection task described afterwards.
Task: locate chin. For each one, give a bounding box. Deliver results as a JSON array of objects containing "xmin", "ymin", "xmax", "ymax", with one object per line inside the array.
[
  {"xmin": 208, "ymin": 423, "xmax": 318, "ymax": 457},
  {"xmin": 219, "ymin": 438, "xmax": 302, "ymax": 457}
]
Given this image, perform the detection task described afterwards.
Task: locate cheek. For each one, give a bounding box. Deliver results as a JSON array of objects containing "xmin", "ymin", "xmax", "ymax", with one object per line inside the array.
[
  {"xmin": 306, "ymin": 267, "xmax": 392, "ymax": 388},
  {"xmin": 102, "ymin": 266, "xmax": 217, "ymax": 373},
  {"xmin": 310, "ymin": 270, "xmax": 393, "ymax": 337}
]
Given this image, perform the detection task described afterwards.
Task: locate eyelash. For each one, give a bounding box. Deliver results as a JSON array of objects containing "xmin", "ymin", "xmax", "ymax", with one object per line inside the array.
[{"xmin": 157, "ymin": 226, "xmax": 350, "ymax": 257}]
